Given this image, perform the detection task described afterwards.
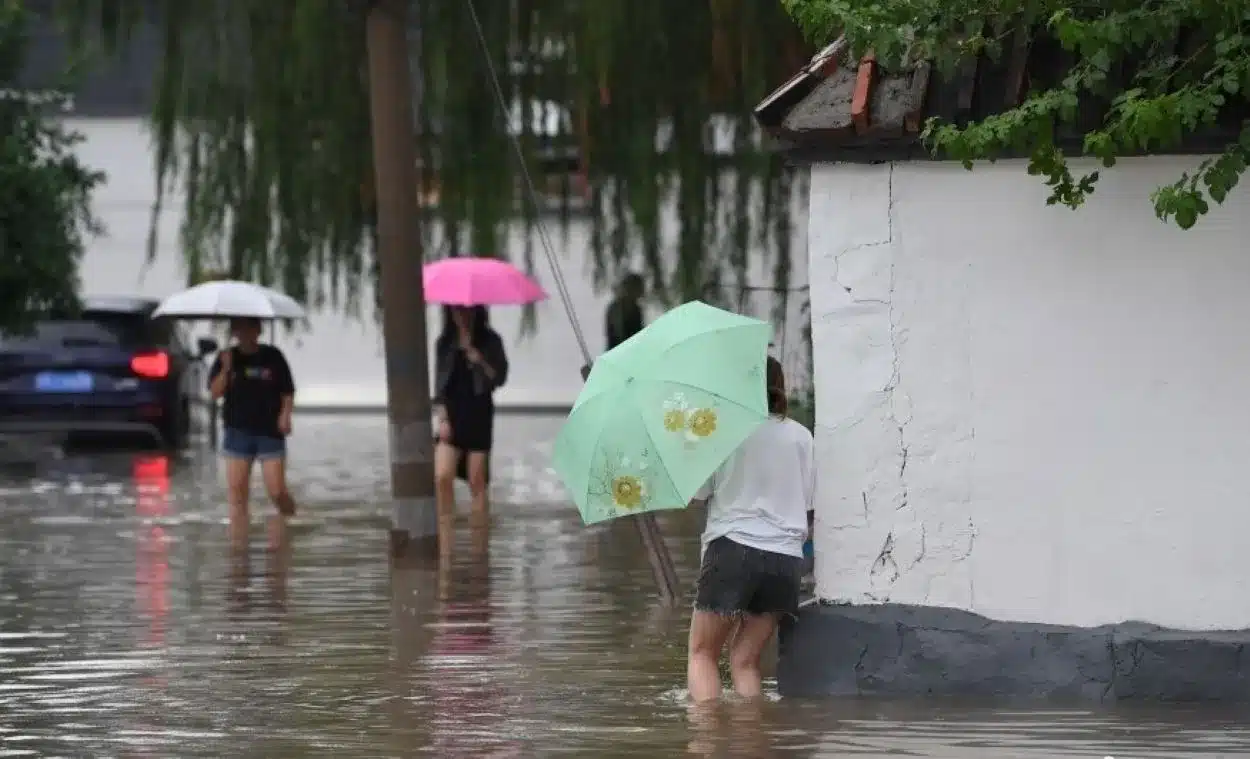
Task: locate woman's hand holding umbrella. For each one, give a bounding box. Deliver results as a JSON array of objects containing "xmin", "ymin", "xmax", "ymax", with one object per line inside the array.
[
  {"xmin": 459, "ymin": 330, "xmax": 499, "ymax": 382},
  {"xmin": 461, "ymin": 341, "xmax": 485, "ymax": 366}
]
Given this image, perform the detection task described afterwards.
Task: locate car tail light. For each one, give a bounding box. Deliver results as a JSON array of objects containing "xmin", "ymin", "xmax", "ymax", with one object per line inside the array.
[{"xmin": 131, "ymin": 351, "xmax": 170, "ymax": 379}]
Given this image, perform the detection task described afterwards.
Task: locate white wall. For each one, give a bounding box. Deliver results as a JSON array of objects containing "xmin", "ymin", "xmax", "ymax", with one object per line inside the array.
[
  {"xmin": 72, "ymin": 118, "xmax": 808, "ymax": 409},
  {"xmin": 809, "ymin": 156, "xmax": 1250, "ymax": 631}
]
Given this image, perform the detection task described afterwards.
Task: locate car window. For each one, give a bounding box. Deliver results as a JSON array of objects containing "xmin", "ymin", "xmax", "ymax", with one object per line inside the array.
[
  {"xmin": 145, "ymin": 316, "xmax": 176, "ymax": 349},
  {"xmin": 0, "ymin": 312, "xmax": 153, "ymax": 348},
  {"xmin": 79, "ymin": 310, "xmax": 156, "ymax": 347}
]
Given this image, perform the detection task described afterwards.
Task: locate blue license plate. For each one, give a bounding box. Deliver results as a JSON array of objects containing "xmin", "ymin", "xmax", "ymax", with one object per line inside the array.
[{"xmin": 34, "ymin": 371, "xmax": 94, "ymax": 393}]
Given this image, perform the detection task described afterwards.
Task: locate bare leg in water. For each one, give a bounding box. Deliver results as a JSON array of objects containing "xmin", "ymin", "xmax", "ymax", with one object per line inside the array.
[
  {"xmin": 727, "ymin": 613, "xmax": 778, "ymax": 699},
  {"xmin": 266, "ymin": 517, "xmax": 292, "ymax": 611},
  {"xmin": 260, "ymin": 456, "xmax": 296, "ymax": 517},
  {"xmin": 687, "ymin": 610, "xmax": 737, "ymax": 702},
  {"xmin": 225, "ymin": 456, "xmax": 253, "ymax": 546},
  {"xmin": 466, "ymin": 451, "xmax": 490, "ymax": 528},
  {"xmin": 434, "ymin": 441, "xmax": 460, "ymax": 557}
]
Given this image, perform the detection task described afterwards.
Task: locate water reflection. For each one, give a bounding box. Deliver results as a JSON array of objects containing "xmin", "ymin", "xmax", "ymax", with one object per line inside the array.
[
  {"xmin": 688, "ymin": 700, "xmax": 779, "ymax": 758},
  {"xmin": 225, "ymin": 526, "xmax": 290, "ymax": 628},
  {"xmin": 427, "ymin": 519, "xmax": 524, "ymax": 757},
  {"xmin": 130, "ymin": 454, "xmax": 172, "ymax": 759},
  {"xmin": 0, "ymin": 415, "xmax": 1248, "ymax": 757},
  {"xmin": 133, "ymin": 455, "xmax": 170, "ymax": 649}
]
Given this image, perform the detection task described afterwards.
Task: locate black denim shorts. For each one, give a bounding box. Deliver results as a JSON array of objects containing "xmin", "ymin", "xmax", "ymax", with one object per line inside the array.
[{"xmin": 694, "ymin": 537, "xmax": 803, "ymax": 618}]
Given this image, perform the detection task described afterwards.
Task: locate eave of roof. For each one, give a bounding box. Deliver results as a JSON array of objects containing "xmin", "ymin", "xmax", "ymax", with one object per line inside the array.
[{"xmin": 754, "ymin": 29, "xmax": 1250, "ymax": 165}]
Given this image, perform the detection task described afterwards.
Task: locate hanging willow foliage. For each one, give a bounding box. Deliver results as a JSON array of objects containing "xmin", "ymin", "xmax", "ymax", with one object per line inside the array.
[{"xmin": 53, "ymin": 0, "xmax": 811, "ymax": 319}]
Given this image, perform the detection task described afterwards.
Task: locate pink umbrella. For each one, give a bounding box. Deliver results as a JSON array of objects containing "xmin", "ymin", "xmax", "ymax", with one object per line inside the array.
[{"xmin": 422, "ymin": 256, "xmax": 548, "ymax": 306}]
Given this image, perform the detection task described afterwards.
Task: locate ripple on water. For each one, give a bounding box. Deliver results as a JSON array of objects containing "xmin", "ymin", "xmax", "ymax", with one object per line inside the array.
[{"xmin": 1, "ymin": 418, "xmax": 1250, "ymax": 756}]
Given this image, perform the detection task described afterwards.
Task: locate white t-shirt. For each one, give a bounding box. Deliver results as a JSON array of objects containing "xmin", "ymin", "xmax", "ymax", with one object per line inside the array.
[{"xmin": 694, "ymin": 416, "xmax": 816, "ymax": 558}]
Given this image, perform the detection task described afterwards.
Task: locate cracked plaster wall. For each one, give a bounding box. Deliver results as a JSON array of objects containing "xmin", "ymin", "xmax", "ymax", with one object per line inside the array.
[{"xmin": 808, "ymin": 157, "xmax": 1250, "ymax": 630}]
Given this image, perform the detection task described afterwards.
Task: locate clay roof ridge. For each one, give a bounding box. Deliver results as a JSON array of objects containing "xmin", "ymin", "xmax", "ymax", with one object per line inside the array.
[{"xmin": 754, "ymin": 36, "xmax": 849, "ymax": 126}]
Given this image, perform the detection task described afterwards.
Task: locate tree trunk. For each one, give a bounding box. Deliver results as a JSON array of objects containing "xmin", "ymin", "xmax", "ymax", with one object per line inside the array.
[{"xmin": 365, "ymin": 0, "xmax": 437, "ymax": 561}]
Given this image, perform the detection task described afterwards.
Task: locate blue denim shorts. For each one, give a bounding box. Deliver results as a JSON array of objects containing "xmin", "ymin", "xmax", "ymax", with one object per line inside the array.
[{"xmin": 222, "ymin": 427, "xmax": 286, "ymax": 461}]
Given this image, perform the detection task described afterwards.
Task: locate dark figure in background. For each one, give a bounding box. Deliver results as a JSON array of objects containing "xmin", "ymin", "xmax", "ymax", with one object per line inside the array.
[
  {"xmin": 433, "ymin": 306, "xmax": 508, "ymax": 552},
  {"xmin": 604, "ymin": 272, "xmax": 645, "ymax": 351}
]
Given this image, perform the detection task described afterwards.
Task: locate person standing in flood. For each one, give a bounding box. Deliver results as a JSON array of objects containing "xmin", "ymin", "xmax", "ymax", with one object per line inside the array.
[
  {"xmin": 433, "ymin": 306, "xmax": 508, "ymax": 551},
  {"xmin": 604, "ymin": 272, "xmax": 645, "ymax": 351},
  {"xmin": 686, "ymin": 356, "xmax": 815, "ymax": 702},
  {"xmin": 208, "ymin": 317, "xmax": 297, "ymax": 543}
]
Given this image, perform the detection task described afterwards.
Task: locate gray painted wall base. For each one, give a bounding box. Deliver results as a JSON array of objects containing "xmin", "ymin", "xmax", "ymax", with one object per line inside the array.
[{"xmin": 778, "ymin": 602, "xmax": 1250, "ymax": 702}]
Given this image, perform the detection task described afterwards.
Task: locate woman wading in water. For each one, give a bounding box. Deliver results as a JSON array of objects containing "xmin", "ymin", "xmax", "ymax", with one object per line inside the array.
[
  {"xmin": 686, "ymin": 356, "xmax": 815, "ymax": 702},
  {"xmin": 433, "ymin": 305, "xmax": 509, "ymax": 554},
  {"xmin": 208, "ymin": 317, "xmax": 297, "ymax": 544}
]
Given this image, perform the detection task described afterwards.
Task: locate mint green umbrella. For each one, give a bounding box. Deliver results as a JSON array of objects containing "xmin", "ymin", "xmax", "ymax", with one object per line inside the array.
[{"xmin": 554, "ymin": 301, "xmax": 773, "ymax": 525}]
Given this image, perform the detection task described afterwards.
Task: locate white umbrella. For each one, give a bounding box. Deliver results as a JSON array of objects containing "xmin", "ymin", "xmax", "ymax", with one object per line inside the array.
[{"xmin": 153, "ymin": 280, "xmax": 305, "ymax": 320}]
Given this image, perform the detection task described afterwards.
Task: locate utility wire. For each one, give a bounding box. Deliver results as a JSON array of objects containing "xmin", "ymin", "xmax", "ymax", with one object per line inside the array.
[{"xmin": 463, "ymin": 0, "xmax": 592, "ymax": 364}]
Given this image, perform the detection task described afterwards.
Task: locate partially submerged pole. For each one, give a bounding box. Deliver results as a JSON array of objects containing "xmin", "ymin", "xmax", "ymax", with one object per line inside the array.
[
  {"xmin": 638, "ymin": 510, "xmax": 681, "ymax": 605},
  {"xmin": 365, "ymin": 0, "xmax": 438, "ymax": 559}
]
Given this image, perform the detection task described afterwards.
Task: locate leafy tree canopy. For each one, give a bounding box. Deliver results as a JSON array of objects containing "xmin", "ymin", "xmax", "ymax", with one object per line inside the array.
[
  {"xmin": 0, "ymin": 0, "xmax": 103, "ymax": 334},
  {"xmin": 783, "ymin": 0, "xmax": 1250, "ymax": 228},
  {"xmin": 54, "ymin": 0, "xmax": 809, "ymax": 318}
]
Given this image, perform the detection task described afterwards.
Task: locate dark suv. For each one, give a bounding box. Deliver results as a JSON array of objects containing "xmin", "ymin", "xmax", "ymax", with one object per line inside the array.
[{"xmin": 0, "ymin": 296, "xmax": 218, "ymax": 448}]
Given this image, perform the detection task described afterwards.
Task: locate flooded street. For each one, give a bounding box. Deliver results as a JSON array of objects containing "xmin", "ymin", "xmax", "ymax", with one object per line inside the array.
[{"xmin": 1, "ymin": 415, "xmax": 1248, "ymax": 757}]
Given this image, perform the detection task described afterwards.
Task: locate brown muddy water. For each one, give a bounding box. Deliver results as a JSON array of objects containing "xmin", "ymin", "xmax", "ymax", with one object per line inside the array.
[{"xmin": 1, "ymin": 415, "xmax": 1248, "ymax": 757}]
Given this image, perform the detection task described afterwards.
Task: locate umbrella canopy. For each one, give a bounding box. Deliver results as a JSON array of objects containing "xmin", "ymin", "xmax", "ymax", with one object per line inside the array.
[
  {"xmin": 153, "ymin": 281, "xmax": 305, "ymax": 320},
  {"xmin": 422, "ymin": 257, "xmax": 547, "ymax": 306},
  {"xmin": 553, "ymin": 301, "xmax": 773, "ymax": 525}
]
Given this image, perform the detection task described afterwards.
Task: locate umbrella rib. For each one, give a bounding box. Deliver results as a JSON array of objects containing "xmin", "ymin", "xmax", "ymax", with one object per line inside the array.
[
  {"xmin": 573, "ymin": 392, "xmax": 622, "ymax": 509},
  {"xmin": 649, "ymin": 378, "xmax": 761, "ymax": 412},
  {"xmin": 634, "ymin": 397, "xmax": 684, "ymax": 510},
  {"xmin": 646, "ymin": 323, "xmax": 765, "ymax": 364}
]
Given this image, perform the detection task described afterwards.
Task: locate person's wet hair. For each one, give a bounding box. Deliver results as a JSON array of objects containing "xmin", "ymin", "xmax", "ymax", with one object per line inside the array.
[
  {"xmin": 232, "ymin": 317, "xmax": 262, "ymax": 334},
  {"xmin": 438, "ymin": 305, "xmax": 490, "ymax": 343},
  {"xmin": 766, "ymin": 356, "xmax": 787, "ymax": 416},
  {"xmin": 620, "ymin": 272, "xmax": 644, "ymax": 298}
]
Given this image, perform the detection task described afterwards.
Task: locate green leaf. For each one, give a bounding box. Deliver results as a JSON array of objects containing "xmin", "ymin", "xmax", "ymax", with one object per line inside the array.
[
  {"xmin": 63, "ymin": 0, "xmax": 810, "ymax": 324},
  {"xmin": 0, "ymin": 4, "xmax": 101, "ymax": 333},
  {"xmin": 782, "ymin": 0, "xmax": 1250, "ymax": 231}
]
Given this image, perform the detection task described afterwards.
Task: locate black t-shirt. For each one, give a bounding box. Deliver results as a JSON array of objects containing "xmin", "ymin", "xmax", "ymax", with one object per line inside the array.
[
  {"xmin": 208, "ymin": 345, "xmax": 296, "ymax": 437},
  {"xmin": 605, "ymin": 297, "xmax": 643, "ymax": 350}
]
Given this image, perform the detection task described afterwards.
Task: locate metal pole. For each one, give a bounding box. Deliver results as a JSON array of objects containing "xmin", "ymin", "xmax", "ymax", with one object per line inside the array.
[
  {"xmin": 637, "ymin": 513, "xmax": 681, "ymax": 605},
  {"xmin": 365, "ymin": 0, "xmax": 438, "ymax": 560},
  {"xmin": 465, "ymin": 0, "xmax": 680, "ymax": 601}
]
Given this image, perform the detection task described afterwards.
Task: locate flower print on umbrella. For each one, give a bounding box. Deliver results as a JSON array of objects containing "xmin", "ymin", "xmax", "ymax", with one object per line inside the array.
[
  {"xmin": 589, "ymin": 451, "xmax": 654, "ymax": 514},
  {"xmin": 662, "ymin": 392, "xmax": 691, "ymax": 433},
  {"xmin": 688, "ymin": 408, "xmax": 718, "ymax": 439},
  {"xmin": 611, "ymin": 474, "xmax": 645, "ymax": 509},
  {"xmin": 664, "ymin": 392, "xmax": 720, "ymax": 445},
  {"xmin": 612, "ymin": 454, "xmax": 652, "ymax": 511}
]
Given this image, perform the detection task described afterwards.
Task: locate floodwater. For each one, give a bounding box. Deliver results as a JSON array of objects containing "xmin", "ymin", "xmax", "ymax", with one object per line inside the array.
[{"xmin": 1, "ymin": 415, "xmax": 1248, "ymax": 758}]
